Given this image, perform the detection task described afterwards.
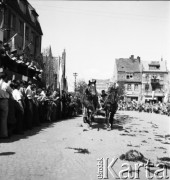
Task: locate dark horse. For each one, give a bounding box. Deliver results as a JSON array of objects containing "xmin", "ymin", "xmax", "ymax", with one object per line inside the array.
[
  {"xmin": 103, "ymin": 83, "xmax": 119, "ymax": 130},
  {"xmin": 81, "ymin": 80, "xmax": 99, "ymax": 129}
]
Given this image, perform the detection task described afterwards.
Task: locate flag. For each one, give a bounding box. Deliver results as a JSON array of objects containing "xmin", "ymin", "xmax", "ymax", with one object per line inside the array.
[
  {"xmin": 23, "ymin": 23, "xmax": 26, "ymax": 50},
  {"xmin": 56, "ymin": 57, "xmax": 60, "ymax": 89},
  {"xmin": 12, "ymin": 75, "xmax": 15, "ymax": 80},
  {"xmin": 62, "ymin": 49, "xmax": 66, "ymax": 78},
  {"xmin": 63, "ymin": 77, "xmax": 68, "ymax": 92},
  {"xmin": 7, "ymin": 33, "xmax": 18, "ymax": 43},
  {"xmin": 151, "ymin": 91, "xmax": 155, "ymax": 100},
  {"xmin": 164, "ymin": 91, "xmax": 168, "ymax": 103},
  {"xmin": 8, "ymin": 33, "xmax": 18, "ymax": 52},
  {"xmin": 23, "ymin": 42, "xmax": 31, "ymax": 53}
]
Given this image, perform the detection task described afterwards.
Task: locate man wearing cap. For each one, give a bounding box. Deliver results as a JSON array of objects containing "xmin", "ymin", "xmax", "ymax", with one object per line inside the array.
[
  {"xmin": 99, "ymin": 90, "xmax": 108, "ymax": 110},
  {"xmin": 0, "ymin": 72, "xmax": 13, "ymax": 138}
]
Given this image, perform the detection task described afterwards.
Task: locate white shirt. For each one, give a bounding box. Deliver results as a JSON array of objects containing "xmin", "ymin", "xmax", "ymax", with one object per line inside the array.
[
  {"xmin": 40, "ymin": 91, "xmax": 46, "ymax": 97},
  {"xmin": 25, "ymin": 85, "xmax": 33, "ymax": 99},
  {"xmin": 12, "ymin": 89, "xmax": 22, "ymax": 102},
  {"xmin": 0, "ymin": 79, "xmax": 13, "ymax": 99}
]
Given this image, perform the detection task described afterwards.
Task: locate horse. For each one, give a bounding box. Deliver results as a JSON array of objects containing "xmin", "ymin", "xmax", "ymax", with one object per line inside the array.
[
  {"xmin": 81, "ymin": 80, "xmax": 99, "ymax": 129},
  {"xmin": 103, "ymin": 83, "xmax": 119, "ymax": 130}
]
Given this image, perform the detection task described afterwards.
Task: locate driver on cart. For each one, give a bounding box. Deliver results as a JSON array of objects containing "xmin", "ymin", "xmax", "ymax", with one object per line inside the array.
[{"xmin": 99, "ymin": 90, "xmax": 107, "ymax": 110}]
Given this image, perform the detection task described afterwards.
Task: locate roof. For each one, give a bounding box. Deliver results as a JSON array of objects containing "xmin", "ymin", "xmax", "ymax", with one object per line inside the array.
[
  {"xmin": 94, "ymin": 79, "xmax": 110, "ymax": 83},
  {"xmin": 116, "ymin": 58, "xmax": 142, "ymax": 73},
  {"xmin": 6, "ymin": 0, "xmax": 43, "ymax": 35},
  {"xmin": 142, "ymin": 60, "xmax": 168, "ymax": 72}
]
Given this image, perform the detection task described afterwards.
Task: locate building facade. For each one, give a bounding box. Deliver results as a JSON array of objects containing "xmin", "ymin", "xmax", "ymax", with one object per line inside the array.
[
  {"xmin": 0, "ymin": 0, "xmax": 43, "ymax": 63},
  {"xmin": 113, "ymin": 55, "xmax": 142, "ymax": 102},
  {"xmin": 113, "ymin": 55, "xmax": 169, "ymax": 102},
  {"xmin": 42, "ymin": 47, "xmax": 67, "ymax": 92},
  {"xmin": 141, "ymin": 60, "xmax": 169, "ymax": 102},
  {"xmin": 93, "ymin": 79, "xmax": 110, "ymax": 94}
]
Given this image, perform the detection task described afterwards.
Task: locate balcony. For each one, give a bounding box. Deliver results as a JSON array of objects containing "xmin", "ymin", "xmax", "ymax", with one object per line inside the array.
[{"xmin": 144, "ymin": 90, "xmax": 164, "ymax": 97}]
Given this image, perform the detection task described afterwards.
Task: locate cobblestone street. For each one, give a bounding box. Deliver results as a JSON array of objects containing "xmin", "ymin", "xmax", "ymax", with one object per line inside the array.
[{"xmin": 0, "ymin": 111, "xmax": 170, "ymax": 180}]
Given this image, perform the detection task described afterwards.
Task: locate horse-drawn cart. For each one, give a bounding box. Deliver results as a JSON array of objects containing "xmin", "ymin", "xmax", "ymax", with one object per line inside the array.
[{"xmin": 82, "ymin": 80, "xmax": 118, "ymax": 130}]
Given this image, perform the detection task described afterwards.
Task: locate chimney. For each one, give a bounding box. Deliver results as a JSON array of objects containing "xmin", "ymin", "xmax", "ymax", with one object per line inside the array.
[
  {"xmin": 137, "ymin": 56, "xmax": 140, "ymax": 63},
  {"xmin": 130, "ymin": 55, "xmax": 134, "ymax": 60}
]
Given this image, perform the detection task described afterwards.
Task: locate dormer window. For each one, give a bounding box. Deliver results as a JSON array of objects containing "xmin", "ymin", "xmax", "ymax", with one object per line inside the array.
[
  {"xmin": 18, "ymin": 0, "xmax": 26, "ymax": 14},
  {"xmin": 31, "ymin": 12, "xmax": 36, "ymax": 23},
  {"xmin": 149, "ymin": 65, "xmax": 160, "ymax": 70},
  {"xmin": 28, "ymin": 6, "xmax": 37, "ymax": 23},
  {"xmin": 149, "ymin": 61, "xmax": 160, "ymax": 70},
  {"xmin": 126, "ymin": 73, "xmax": 133, "ymax": 79}
]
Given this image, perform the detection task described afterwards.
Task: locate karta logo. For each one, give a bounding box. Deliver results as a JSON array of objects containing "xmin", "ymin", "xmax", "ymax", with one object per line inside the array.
[{"xmin": 97, "ymin": 158, "xmax": 169, "ymax": 179}]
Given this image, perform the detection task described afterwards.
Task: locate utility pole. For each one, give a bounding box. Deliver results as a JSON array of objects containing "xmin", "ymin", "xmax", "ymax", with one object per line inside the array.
[{"xmin": 73, "ymin": 72, "xmax": 78, "ymax": 92}]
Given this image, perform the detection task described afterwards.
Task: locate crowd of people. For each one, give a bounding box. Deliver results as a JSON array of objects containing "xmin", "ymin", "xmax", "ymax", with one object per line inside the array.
[
  {"xmin": 118, "ymin": 100, "xmax": 170, "ymax": 116},
  {"xmin": 0, "ymin": 72, "xmax": 82, "ymax": 139}
]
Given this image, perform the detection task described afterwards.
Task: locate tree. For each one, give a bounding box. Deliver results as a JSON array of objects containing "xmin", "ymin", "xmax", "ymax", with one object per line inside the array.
[{"xmin": 76, "ymin": 79, "xmax": 88, "ymax": 97}]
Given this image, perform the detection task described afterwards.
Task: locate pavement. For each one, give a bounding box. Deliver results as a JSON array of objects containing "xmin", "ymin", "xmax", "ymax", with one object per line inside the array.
[{"xmin": 0, "ymin": 111, "xmax": 170, "ymax": 180}]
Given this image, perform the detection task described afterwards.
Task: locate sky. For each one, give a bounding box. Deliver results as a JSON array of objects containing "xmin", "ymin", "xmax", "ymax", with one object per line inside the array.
[{"xmin": 29, "ymin": 0, "xmax": 170, "ymax": 91}]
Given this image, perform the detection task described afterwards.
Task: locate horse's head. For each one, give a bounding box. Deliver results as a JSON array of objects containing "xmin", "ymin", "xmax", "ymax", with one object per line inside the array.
[
  {"xmin": 88, "ymin": 80, "xmax": 97, "ymax": 96},
  {"xmin": 105, "ymin": 82, "xmax": 119, "ymax": 104}
]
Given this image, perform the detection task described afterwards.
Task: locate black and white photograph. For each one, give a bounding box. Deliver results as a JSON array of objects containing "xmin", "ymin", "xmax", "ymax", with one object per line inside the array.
[{"xmin": 0, "ymin": 0, "xmax": 170, "ymax": 179}]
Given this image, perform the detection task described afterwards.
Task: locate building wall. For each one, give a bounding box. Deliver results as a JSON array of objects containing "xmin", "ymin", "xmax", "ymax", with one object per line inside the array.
[
  {"xmin": 117, "ymin": 72, "xmax": 142, "ymax": 101},
  {"xmin": 141, "ymin": 72, "xmax": 168, "ymax": 101},
  {"xmin": 2, "ymin": 0, "xmax": 42, "ymax": 59},
  {"xmin": 94, "ymin": 79, "xmax": 110, "ymax": 93},
  {"xmin": 141, "ymin": 60, "xmax": 169, "ymax": 102},
  {"xmin": 117, "ymin": 72, "xmax": 142, "ymax": 82},
  {"xmin": 114, "ymin": 57, "xmax": 169, "ymax": 102}
]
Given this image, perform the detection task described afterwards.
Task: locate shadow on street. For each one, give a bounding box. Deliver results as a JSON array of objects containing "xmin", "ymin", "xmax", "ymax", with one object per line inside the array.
[{"xmin": 0, "ymin": 115, "xmax": 80, "ymax": 143}]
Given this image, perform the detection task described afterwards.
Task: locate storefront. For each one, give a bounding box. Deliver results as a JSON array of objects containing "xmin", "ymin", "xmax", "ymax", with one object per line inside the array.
[{"xmin": 125, "ymin": 93, "xmax": 139, "ymax": 102}]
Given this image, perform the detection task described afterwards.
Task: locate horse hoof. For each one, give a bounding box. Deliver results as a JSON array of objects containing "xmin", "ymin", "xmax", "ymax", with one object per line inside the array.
[{"xmin": 87, "ymin": 124, "xmax": 92, "ymax": 130}]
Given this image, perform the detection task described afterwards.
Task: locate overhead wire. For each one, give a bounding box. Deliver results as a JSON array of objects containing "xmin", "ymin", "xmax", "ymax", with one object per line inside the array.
[{"xmin": 33, "ymin": 4, "xmax": 169, "ymax": 22}]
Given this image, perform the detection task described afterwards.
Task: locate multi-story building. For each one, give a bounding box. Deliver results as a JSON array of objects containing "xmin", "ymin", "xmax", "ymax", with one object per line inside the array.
[
  {"xmin": 0, "ymin": 0, "xmax": 43, "ymax": 62},
  {"xmin": 113, "ymin": 55, "xmax": 142, "ymax": 101},
  {"xmin": 141, "ymin": 60, "xmax": 169, "ymax": 102},
  {"xmin": 42, "ymin": 47, "xmax": 67, "ymax": 92}
]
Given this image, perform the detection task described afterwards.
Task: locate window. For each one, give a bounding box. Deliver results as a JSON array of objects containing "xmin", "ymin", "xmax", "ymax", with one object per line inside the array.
[
  {"xmin": 126, "ymin": 73, "xmax": 133, "ymax": 79},
  {"xmin": 31, "ymin": 31, "xmax": 34, "ymax": 43},
  {"xmin": 160, "ymin": 74, "xmax": 164, "ymax": 81},
  {"xmin": 145, "ymin": 74, "xmax": 149, "ymax": 80},
  {"xmin": 127, "ymin": 84, "xmax": 132, "ymax": 91},
  {"xmin": 151, "ymin": 78, "xmax": 159, "ymax": 83},
  {"xmin": 149, "ymin": 65, "xmax": 160, "ymax": 70},
  {"xmin": 159, "ymin": 85, "xmax": 163, "ymax": 91},
  {"xmin": 18, "ymin": 0, "xmax": 26, "ymax": 14},
  {"xmin": 25, "ymin": 26, "xmax": 29, "ymax": 40},
  {"xmin": 10, "ymin": 14, "xmax": 16, "ymax": 30},
  {"xmin": 19, "ymin": 20, "xmax": 24, "ymax": 36},
  {"xmin": 134, "ymin": 84, "xmax": 139, "ymax": 91},
  {"xmin": 35, "ymin": 36, "xmax": 39, "ymax": 46},
  {"xmin": 28, "ymin": 7, "xmax": 37, "ymax": 23},
  {"xmin": 31, "ymin": 12, "xmax": 36, "ymax": 23},
  {"xmin": 145, "ymin": 84, "xmax": 149, "ymax": 91}
]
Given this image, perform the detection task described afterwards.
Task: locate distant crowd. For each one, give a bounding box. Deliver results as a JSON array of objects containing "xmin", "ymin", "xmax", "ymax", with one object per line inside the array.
[
  {"xmin": 0, "ymin": 72, "xmax": 82, "ymax": 139},
  {"xmin": 118, "ymin": 100, "xmax": 170, "ymax": 116}
]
